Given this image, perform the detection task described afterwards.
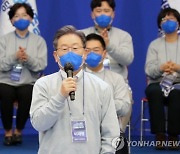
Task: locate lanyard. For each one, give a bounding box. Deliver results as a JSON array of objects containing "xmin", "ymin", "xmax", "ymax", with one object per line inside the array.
[
  {"xmin": 60, "ymin": 71, "xmax": 85, "ymax": 116},
  {"xmin": 103, "ymin": 69, "xmax": 107, "ymax": 81},
  {"xmin": 164, "ymin": 37, "xmax": 179, "ymax": 63}
]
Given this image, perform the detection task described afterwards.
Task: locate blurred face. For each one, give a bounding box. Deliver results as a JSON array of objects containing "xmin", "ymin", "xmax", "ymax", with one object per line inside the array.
[
  {"xmin": 91, "ymin": 1, "xmax": 114, "ymax": 20},
  {"xmin": 160, "ymin": 13, "xmax": 179, "ymax": 34},
  {"xmin": 85, "ymin": 40, "xmax": 106, "ymax": 58},
  {"xmin": 54, "ymin": 33, "xmax": 85, "ymax": 62},
  {"xmin": 161, "ymin": 13, "xmax": 178, "ymax": 25},
  {"xmin": 85, "ymin": 39, "xmax": 106, "ymax": 68},
  {"xmin": 11, "ymin": 7, "xmax": 32, "ymax": 24}
]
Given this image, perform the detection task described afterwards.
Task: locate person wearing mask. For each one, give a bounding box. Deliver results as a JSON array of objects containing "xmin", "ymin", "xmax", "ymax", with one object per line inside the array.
[
  {"xmin": 30, "ymin": 25, "xmax": 120, "ymax": 154},
  {"xmin": 85, "ymin": 33, "xmax": 131, "ymax": 153},
  {"xmin": 145, "ymin": 8, "xmax": 180, "ymax": 150},
  {"xmin": 82, "ymin": 0, "xmax": 134, "ymax": 139},
  {"xmin": 0, "ymin": 3, "xmax": 47, "ymax": 146},
  {"xmin": 82, "ymin": 0, "xmax": 134, "ymax": 80}
]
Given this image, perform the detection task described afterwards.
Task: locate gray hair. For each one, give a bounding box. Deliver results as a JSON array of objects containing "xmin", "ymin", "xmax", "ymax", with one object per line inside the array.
[{"xmin": 53, "ymin": 25, "xmax": 86, "ymax": 50}]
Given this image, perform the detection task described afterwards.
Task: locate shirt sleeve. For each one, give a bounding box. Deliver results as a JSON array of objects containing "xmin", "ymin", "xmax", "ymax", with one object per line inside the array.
[
  {"xmin": 145, "ymin": 42, "xmax": 163, "ymax": 79},
  {"xmin": 100, "ymin": 85, "xmax": 120, "ymax": 154},
  {"xmin": 107, "ymin": 32, "xmax": 134, "ymax": 66},
  {"xmin": 114, "ymin": 77, "xmax": 131, "ymax": 117},
  {"xmin": 24, "ymin": 37, "xmax": 47, "ymax": 72},
  {"xmin": 30, "ymin": 77, "xmax": 66, "ymax": 132},
  {"xmin": 0, "ymin": 36, "xmax": 17, "ymax": 71}
]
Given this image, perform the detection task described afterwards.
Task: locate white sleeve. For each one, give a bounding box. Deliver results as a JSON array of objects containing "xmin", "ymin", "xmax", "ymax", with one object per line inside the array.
[
  {"xmin": 145, "ymin": 42, "xmax": 163, "ymax": 79},
  {"xmin": 30, "ymin": 78, "xmax": 66, "ymax": 131},
  {"xmin": 107, "ymin": 33, "xmax": 134, "ymax": 66},
  {"xmin": 100, "ymin": 85, "xmax": 120, "ymax": 154}
]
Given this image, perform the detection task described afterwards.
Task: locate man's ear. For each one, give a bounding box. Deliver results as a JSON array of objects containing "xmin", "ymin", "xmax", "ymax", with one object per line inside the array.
[
  {"xmin": 112, "ymin": 11, "xmax": 115, "ymax": 19},
  {"xmin": 53, "ymin": 51, "xmax": 58, "ymax": 63},
  {"xmin": 83, "ymin": 53, "xmax": 87, "ymax": 61},
  {"xmin": 84, "ymin": 49, "xmax": 88, "ymax": 57},
  {"xmin": 10, "ymin": 19, "xmax": 14, "ymax": 26},
  {"xmin": 91, "ymin": 12, "xmax": 95, "ymax": 20},
  {"xmin": 102, "ymin": 50, "xmax": 107, "ymax": 59},
  {"xmin": 81, "ymin": 52, "xmax": 87, "ymax": 65},
  {"xmin": 29, "ymin": 18, "xmax": 33, "ymax": 23}
]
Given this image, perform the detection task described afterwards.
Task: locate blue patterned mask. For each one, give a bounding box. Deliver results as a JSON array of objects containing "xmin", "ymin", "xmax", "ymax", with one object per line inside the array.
[
  {"xmin": 95, "ymin": 15, "xmax": 112, "ymax": 28},
  {"xmin": 161, "ymin": 20, "xmax": 178, "ymax": 34},
  {"xmin": 85, "ymin": 52, "xmax": 102, "ymax": 68},
  {"xmin": 59, "ymin": 52, "xmax": 83, "ymax": 71},
  {"xmin": 14, "ymin": 19, "xmax": 30, "ymax": 31}
]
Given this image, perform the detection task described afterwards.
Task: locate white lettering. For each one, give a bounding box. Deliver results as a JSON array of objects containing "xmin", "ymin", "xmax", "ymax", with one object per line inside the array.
[
  {"xmin": 128, "ymin": 140, "xmax": 180, "ymax": 147},
  {"xmin": 74, "ymin": 131, "xmax": 84, "ymax": 136},
  {"xmin": 1, "ymin": 0, "xmax": 10, "ymax": 12}
]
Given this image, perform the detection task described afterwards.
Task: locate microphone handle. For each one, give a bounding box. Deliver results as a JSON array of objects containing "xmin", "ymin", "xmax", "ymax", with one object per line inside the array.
[
  {"xmin": 69, "ymin": 91, "xmax": 75, "ymax": 101},
  {"xmin": 67, "ymin": 70, "xmax": 75, "ymax": 101}
]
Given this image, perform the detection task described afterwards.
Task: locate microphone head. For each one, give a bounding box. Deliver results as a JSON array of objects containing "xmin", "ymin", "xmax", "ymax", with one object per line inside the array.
[{"xmin": 64, "ymin": 62, "xmax": 74, "ymax": 73}]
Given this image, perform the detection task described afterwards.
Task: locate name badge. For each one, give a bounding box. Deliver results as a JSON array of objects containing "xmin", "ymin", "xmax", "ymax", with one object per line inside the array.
[
  {"xmin": 10, "ymin": 64, "xmax": 23, "ymax": 81},
  {"xmin": 71, "ymin": 120, "xmax": 87, "ymax": 142}
]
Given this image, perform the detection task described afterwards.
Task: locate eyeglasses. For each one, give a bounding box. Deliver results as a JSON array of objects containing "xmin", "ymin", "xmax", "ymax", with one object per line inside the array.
[
  {"xmin": 161, "ymin": 17, "xmax": 177, "ymax": 22},
  {"xmin": 57, "ymin": 45, "xmax": 84, "ymax": 53},
  {"xmin": 85, "ymin": 47, "xmax": 103, "ymax": 53}
]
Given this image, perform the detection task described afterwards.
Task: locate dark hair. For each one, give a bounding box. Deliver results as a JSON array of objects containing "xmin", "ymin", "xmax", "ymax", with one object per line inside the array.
[
  {"xmin": 53, "ymin": 25, "xmax": 86, "ymax": 50},
  {"xmin": 157, "ymin": 8, "xmax": 180, "ymax": 29},
  {"xmin": 8, "ymin": 3, "xmax": 34, "ymax": 20},
  {"xmin": 86, "ymin": 33, "xmax": 106, "ymax": 50},
  {"xmin": 90, "ymin": 0, "xmax": 116, "ymax": 11}
]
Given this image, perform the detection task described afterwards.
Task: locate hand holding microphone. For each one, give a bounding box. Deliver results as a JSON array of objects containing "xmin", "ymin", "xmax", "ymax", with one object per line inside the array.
[{"xmin": 60, "ymin": 63, "xmax": 76, "ymax": 101}]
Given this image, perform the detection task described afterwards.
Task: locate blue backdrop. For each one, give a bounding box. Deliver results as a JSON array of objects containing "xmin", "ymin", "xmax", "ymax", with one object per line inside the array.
[{"xmin": 0, "ymin": 0, "xmax": 162, "ymax": 135}]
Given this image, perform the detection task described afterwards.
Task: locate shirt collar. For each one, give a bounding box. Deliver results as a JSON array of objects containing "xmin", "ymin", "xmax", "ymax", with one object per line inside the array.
[
  {"xmin": 59, "ymin": 69, "xmax": 83, "ymax": 81},
  {"xmin": 94, "ymin": 26, "xmax": 112, "ymax": 33},
  {"xmin": 85, "ymin": 66, "xmax": 104, "ymax": 73},
  {"xmin": 14, "ymin": 31, "xmax": 30, "ymax": 39}
]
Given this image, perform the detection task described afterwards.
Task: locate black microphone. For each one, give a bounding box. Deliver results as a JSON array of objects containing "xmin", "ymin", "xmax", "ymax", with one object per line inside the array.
[{"xmin": 64, "ymin": 62, "xmax": 75, "ymax": 101}]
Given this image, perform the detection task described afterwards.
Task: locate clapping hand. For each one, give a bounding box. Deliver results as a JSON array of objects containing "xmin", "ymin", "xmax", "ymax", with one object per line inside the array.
[
  {"xmin": 16, "ymin": 46, "xmax": 28, "ymax": 62},
  {"xmin": 100, "ymin": 28, "xmax": 109, "ymax": 46}
]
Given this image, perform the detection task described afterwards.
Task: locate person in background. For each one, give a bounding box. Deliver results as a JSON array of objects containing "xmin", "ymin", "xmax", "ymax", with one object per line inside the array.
[
  {"xmin": 0, "ymin": 3, "xmax": 47, "ymax": 146},
  {"xmin": 81, "ymin": 0, "xmax": 134, "ymax": 141},
  {"xmin": 82, "ymin": 0, "xmax": 134, "ymax": 79},
  {"xmin": 85, "ymin": 33, "xmax": 131, "ymax": 153},
  {"xmin": 30, "ymin": 25, "xmax": 120, "ymax": 154},
  {"xmin": 145, "ymin": 8, "xmax": 180, "ymax": 150}
]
